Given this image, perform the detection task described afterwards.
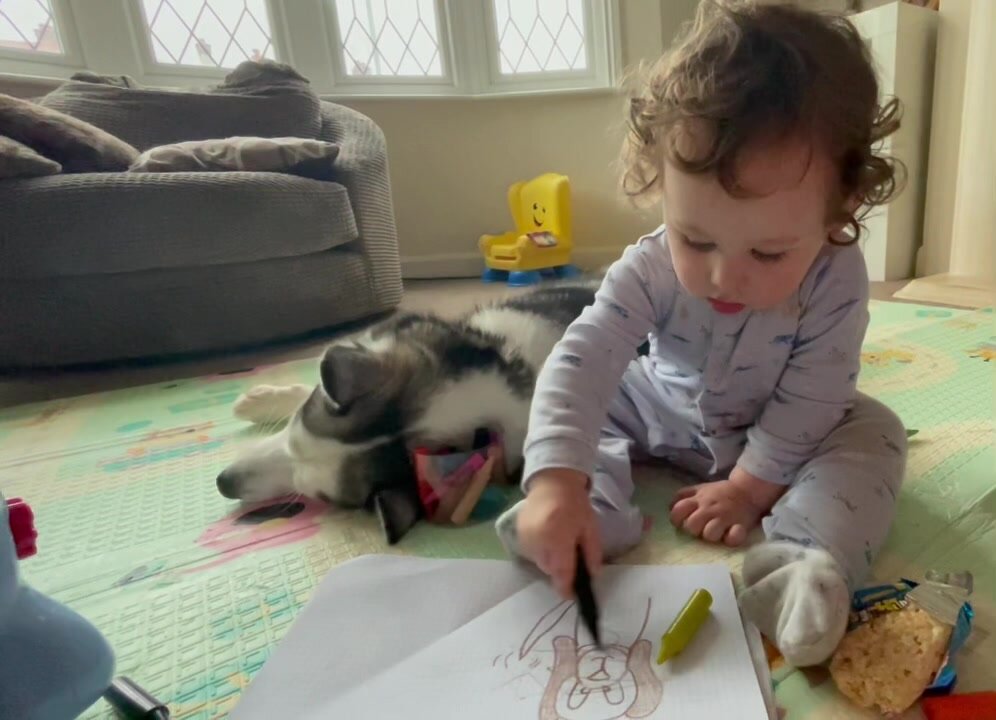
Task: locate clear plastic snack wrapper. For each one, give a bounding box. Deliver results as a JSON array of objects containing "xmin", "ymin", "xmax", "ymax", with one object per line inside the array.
[
  {"xmin": 848, "ymin": 572, "xmax": 974, "ymax": 692},
  {"xmin": 830, "ymin": 570, "xmax": 974, "ymax": 715}
]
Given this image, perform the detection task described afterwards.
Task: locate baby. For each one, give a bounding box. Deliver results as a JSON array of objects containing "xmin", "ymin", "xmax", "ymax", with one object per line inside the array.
[{"xmin": 497, "ymin": 1, "xmax": 908, "ymax": 667}]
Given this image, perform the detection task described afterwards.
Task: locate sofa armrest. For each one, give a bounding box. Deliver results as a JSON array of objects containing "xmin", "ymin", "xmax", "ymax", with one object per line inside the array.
[{"xmin": 318, "ymin": 101, "xmax": 402, "ymax": 310}]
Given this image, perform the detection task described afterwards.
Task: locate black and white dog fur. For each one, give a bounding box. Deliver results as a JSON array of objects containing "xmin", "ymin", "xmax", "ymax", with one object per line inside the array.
[{"xmin": 216, "ymin": 282, "xmax": 609, "ymax": 542}]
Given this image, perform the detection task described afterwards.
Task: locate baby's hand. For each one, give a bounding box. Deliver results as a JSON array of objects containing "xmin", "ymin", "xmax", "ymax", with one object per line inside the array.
[
  {"xmin": 669, "ymin": 467, "xmax": 786, "ymax": 546},
  {"xmin": 517, "ymin": 469, "xmax": 601, "ymax": 598}
]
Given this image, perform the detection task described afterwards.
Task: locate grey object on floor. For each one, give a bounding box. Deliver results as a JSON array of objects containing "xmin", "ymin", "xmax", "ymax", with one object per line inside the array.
[{"xmin": 0, "ymin": 63, "xmax": 402, "ymax": 368}]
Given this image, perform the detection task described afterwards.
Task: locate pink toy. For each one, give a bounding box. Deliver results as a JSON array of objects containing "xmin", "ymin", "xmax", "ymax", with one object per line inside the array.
[
  {"xmin": 413, "ymin": 431, "xmax": 508, "ymax": 525},
  {"xmin": 6, "ymin": 497, "xmax": 37, "ymax": 559}
]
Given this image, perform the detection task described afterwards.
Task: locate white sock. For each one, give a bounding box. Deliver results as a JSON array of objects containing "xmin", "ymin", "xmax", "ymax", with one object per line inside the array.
[
  {"xmin": 232, "ymin": 384, "xmax": 312, "ymax": 424},
  {"xmin": 739, "ymin": 541, "xmax": 850, "ymax": 667},
  {"xmin": 495, "ymin": 499, "xmax": 526, "ymax": 559}
]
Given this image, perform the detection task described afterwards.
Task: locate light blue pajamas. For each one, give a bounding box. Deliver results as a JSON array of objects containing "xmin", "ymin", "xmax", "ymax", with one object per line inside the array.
[{"xmin": 521, "ymin": 227, "xmax": 907, "ymax": 587}]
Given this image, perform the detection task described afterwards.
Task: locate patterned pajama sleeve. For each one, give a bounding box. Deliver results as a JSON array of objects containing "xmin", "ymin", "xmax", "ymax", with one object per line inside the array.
[{"xmin": 522, "ymin": 236, "xmax": 677, "ymax": 488}]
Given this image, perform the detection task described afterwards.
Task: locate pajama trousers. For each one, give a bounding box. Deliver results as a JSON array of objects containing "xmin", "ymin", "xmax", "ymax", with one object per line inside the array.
[{"xmin": 589, "ymin": 363, "xmax": 908, "ymax": 588}]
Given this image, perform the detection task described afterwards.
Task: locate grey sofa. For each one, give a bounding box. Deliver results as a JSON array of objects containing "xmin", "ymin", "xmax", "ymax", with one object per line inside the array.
[{"xmin": 0, "ymin": 70, "xmax": 402, "ymax": 368}]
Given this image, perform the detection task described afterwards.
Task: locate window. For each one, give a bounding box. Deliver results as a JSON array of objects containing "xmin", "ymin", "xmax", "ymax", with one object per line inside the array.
[
  {"xmin": 332, "ymin": 0, "xmax": 444, "ymax": 77},
  {"xmin": 479, "ymin": 0, "xmax": 615, "ymax": 94},
  {"xmin": 494, "ymin": 0, "xmax": 587, "ymax": 75},
  {"xmin": 0, "ymin": 0, "xmax": 62, "ymax": 55},
  {"xmin": 324, "ymin": 0, "xmax": 615, "ymax": 94},
  {"xmin": 0, "ymin": 0, "xmax": 617, "ymax": 96},
  {"xmin": 138, "ymin": 0, "xmax": 275, "ymax": 69}
]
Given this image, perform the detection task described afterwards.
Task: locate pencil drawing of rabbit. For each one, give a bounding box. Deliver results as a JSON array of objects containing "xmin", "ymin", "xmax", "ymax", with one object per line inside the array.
[{"xmin": 518, "ymin": 598, "xmax": 663, "ymax": 720}]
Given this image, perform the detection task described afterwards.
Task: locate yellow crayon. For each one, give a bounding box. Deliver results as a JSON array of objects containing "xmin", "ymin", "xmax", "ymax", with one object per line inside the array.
[{"xmin": 657, "ymin": 588, "xmax": 713, "ymax": 664}]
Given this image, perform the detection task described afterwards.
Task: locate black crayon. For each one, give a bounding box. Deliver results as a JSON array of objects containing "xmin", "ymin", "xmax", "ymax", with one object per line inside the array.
[{"xmin": 574, "ymin": 546, "xmax": 601, "ymax": 647}]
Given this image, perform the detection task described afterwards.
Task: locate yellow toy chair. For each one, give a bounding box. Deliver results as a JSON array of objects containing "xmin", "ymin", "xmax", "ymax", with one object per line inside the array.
[{"xmin": 480, "ymin": 172, "xmax": 580, "ymax": 286}]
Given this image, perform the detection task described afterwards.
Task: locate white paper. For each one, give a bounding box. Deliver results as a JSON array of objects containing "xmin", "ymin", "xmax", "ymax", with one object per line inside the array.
[
  {"xmin": 297, "ymin": 562, "xmax": 769, "ymax": 720},
  {"xmin": 230, "ymin": 555, "xmax": 541, "ymax": 720}
]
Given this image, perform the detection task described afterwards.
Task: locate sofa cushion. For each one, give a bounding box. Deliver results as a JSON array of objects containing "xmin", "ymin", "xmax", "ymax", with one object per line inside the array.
[
  {"xmin": 0, "ymin": 248, "xmax": 392, "ymax": 367},
  {"xmin": 39, "ymin": 62, "xmax": 322, "ymax": 151},
  {"xmin": 0, "ymin": 172, "xmax": 358, "ymax": 278},
  {"xmin": 0, "ymin": 94, "xmax": 138, "ymax": 171},
  {"xmin": 129, "ymin": 136, "xmax": 339, "ymax": 178},
  {"xmin": 0, "ymin": 135, "xmax": 61, "ymax": 178}
]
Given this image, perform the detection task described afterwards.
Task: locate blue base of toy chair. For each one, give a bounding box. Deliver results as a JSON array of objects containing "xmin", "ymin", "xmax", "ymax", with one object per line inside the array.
[
  {"xmin": 507, "ymin": 270, "xmax": 544, "ymax": 287},
  {"xmin": 553, "ymin": 264, "xmax": 582, "ymax": 279},
  {"xmin": 481, "ymin": 268, "xmax": 509, "ymax": 283},
  {"xmin": 483, "ymin": 265, "xmax": 582, "ymax": 287}
]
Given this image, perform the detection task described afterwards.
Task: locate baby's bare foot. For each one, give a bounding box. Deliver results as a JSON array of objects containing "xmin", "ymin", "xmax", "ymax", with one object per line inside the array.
[{"xmin": 668, "ymin": 479, "xmax": 764, "ymax": 546}]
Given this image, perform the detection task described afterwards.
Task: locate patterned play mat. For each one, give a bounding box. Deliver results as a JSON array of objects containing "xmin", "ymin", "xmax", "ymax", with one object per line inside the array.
[{"xmin": 1, "ymin": 301, "xmax": 993, "ymax": 719}]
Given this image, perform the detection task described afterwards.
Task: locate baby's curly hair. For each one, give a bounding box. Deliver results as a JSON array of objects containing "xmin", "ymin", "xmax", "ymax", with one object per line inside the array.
[{"xmin": 622, "ymin": 1, "xmax": 902, "ymax": 244}]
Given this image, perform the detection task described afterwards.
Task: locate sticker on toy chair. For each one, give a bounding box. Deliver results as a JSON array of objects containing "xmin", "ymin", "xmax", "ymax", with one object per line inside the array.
[{"xmin": 528, "ymin": 232, "xmax": 559, "ymax": 247}]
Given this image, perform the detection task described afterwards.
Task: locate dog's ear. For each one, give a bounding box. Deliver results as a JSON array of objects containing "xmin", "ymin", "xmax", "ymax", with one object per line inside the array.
[
  {"xmin": 319, "ymin": 345, "xmax": 383, "ymax": 413},
  {"xmin": 372, "ymin": 488, "xmax": 422, "ymax": 545}
]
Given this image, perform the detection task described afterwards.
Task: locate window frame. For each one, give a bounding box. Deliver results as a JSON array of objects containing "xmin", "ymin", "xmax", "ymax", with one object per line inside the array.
[
  {"xmin": 0, "ymin": 0, "xmax": 620, "ymax": 97},
  {"xmin": 0, "ymin": 0, "xmax": 84, "ymax": 74}
]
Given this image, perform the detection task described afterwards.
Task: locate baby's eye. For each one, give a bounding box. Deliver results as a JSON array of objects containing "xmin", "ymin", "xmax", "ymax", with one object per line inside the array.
[
  {"xmin": 681, "ymin": 234, "xmax": 715, "ymax": 253},
  {"xmin": 751, "ymin": 249, "xmax": 786, "ymax": 263}
]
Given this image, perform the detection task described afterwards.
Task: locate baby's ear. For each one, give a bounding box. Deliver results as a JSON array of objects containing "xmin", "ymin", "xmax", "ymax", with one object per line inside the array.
[
  {"xmin": 843, "ymin": 192, "xmax": 862, "ymax": 215},
  {"xmin": 829, "ymin": 194, "xmax": 861, "ymax": 234},
  {"xmin": 319, "ymin": 345, "xmax": 383, "ymax": 413}
]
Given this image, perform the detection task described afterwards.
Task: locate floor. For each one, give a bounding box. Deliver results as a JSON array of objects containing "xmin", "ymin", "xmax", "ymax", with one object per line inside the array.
[
  {"xmin": 0, "ymin": 279, "xmax": 911, "ymax": 409},
  {"xmin": 3, "ymin": 286, "xmax": 991, "ymax": 719}
]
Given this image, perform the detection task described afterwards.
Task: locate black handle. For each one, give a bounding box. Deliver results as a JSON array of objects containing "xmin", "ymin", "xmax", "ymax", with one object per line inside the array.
[{"xmin": 104, "ymin": 676, "xmax": 170, "ymax": 720}]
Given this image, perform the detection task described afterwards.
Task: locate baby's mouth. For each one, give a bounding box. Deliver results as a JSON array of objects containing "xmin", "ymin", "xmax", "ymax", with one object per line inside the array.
[{"xmin": 708, "ymin": 298, "xmax": 746, "ymax": 314}]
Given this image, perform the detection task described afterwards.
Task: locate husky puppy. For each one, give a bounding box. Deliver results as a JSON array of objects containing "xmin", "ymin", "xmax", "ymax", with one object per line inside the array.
[{"xmin": 216, "ymin": 283, "xmax": 609, "ymax": 542}]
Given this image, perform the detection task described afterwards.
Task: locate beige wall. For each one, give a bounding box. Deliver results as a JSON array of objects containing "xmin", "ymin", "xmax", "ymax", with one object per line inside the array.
[
  {"xmin": 918, "ymin": 0, "xmax": 994, "ymax": 280},
  {"xmin": 340, "ymin": 0, "xmax": 698, "ymax": 278},
  {"xmin": 945, "ymin": 0, "xmax": 994, "ymax": 281},
  {"xmin": 918, "ymin": 0, "xmax": 970, "ymax": 277},
  {"xmin": 344, "ymin": 91, "xmax": 653, "ymax": 277}
]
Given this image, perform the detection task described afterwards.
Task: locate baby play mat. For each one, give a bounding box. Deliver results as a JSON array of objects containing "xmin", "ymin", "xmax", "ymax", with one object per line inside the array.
[{"xmin": 1, "ymin": 301, "xmax": 993, "ymax": 719}]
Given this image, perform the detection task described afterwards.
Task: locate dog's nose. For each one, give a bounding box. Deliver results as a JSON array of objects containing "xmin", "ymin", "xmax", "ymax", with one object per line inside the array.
[{"xmin": 216, "ymin": 469, "xmax": 241, "ymax": 499}]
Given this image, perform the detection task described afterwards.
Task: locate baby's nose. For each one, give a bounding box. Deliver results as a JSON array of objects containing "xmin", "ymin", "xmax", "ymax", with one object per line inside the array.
[{"xmin": 710, "ymin": 258, "xmax": 743, "ymax": 295}]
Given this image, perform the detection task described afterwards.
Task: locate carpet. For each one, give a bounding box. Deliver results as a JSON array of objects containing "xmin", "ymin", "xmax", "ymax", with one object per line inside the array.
[{"xmin": 1, "ymin": 301, "xmax": 992, "ymax": 719}]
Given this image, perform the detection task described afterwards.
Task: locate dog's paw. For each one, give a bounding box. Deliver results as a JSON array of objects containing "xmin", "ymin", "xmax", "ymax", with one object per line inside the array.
[{"xmin": 232, "ymin": 384, "xmax": 312, "ymax": 424}]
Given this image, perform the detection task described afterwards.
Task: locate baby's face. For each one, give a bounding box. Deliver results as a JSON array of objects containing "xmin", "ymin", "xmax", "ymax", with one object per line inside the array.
[{"xmin": 662, "ymin": 136, "xmax": 840, "ymax": 311}]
